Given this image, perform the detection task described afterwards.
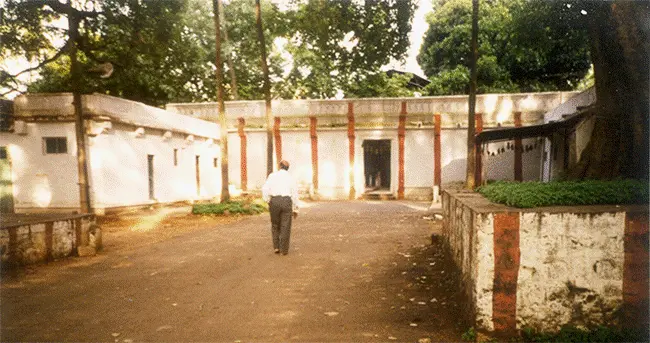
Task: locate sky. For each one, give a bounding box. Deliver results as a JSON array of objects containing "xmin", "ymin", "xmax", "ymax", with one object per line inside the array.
[
  {"xmin": 384, "ymin": 0, "xmax": 432, "ymax": 78},
  {"xmin": 1, "ymin": 0, "xmax": 434, "ymax": 99}
]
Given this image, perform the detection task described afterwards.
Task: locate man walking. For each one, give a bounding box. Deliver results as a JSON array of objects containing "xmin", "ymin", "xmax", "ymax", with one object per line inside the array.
[{"xmin": 262, "ymin": 160, "xmax": 299, "ymax": 255}]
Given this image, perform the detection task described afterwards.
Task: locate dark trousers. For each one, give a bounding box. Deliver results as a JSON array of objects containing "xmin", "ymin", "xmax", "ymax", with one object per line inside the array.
[{"xmin": 269, "ymin": 196, "xmax": 292, "ymax": 253}]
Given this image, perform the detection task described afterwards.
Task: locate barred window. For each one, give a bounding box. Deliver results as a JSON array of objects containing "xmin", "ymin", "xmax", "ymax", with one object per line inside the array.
[{"xmin": 43, "ymin": 137, "xmax": 67, "ymax": 154}]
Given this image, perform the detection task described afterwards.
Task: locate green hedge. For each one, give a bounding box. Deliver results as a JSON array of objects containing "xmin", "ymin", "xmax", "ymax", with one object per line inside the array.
[
  {"xmin": 477, "ymin": 180, "xmax": 648, "ymax": 208},
  {"xmin": 192, "ymin": 198, "xmax": 268, "ymax": 215}
]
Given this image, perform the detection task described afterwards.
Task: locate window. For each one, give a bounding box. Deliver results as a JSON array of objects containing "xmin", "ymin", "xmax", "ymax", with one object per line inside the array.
[
  {"xmin": 173, "ymin": 149, "xmax": 178, "ymax": 166},
  {"xmin": 43, "ymin": 137, "xmax": 67, "ymax": 154},
  {"xmin": 213, "ymin": 158, "xmax": 218, "ymax": 168}
]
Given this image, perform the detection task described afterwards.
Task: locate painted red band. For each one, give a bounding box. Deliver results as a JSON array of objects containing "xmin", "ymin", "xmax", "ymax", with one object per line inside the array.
[
  {"xmin": 434, "ymin": 114, "xmax": 441, "ymax": 188},
  {"xmin": 274, "ymin": 117, "xmax": 282, "ymax": 163},
  {"xmin": 493, "ymin": 212, "xmax": 520, "ymax": 335},
  {"xmin": 398, "ymin": 114, "xmax": 406, "ymax": 199},
  {"xmin": 348, "ymin": 103, "xmax": 355, "ymax": 199},
  {"xmin": 623, "ymin": 212, "xmax": 649, "ymax": 335},
  {"xmin": 238, "ymin": 117, "xmax": 247, "ymax": 191},
  {"xmin": 310, "ymin": 117, "xmax": 318, "ymax": 190}
]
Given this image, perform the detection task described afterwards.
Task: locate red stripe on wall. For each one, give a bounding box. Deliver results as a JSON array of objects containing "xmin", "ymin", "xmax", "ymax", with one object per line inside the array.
[
  {"xmin": 434, "ymin": 113, "xmax": 441, "ymax": 189},
  {"xmin": 623, "ymin": 212, "xmax": 649, "ymax": 336},
  {"xmin": 274, "ymin": 117, "xmax": 282, "ymax": 163},
  {"xmin": 514, "ymin": 112, "xmax": 523, "ymax": 181},
  {"xmin": 493, "ymin": 212, "xmax": 520, "ymax": 335},
  {"xmin": 398, "ymin": 112, "xmax": 406, "ymax": 200},
  {"xmin": 347, "ymin": 102, "xmax": 355, "ymax": 199},
  {"xmin": 238, "ymin": 117, "xmax": 247, "ymax": 191},
  {"xmin": 310, "ymin": 116, "xmax": 318, "ymax": 190}
]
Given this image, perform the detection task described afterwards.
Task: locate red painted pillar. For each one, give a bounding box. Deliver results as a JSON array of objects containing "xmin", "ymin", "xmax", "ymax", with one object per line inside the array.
[
  {"xmin": 274, "ymin": 117, "xmax": 282, "ymax": 163},
  {"xmin": 398, "ymin": 101, "xmax": 407, "ymax": 200},
  {"xmin": 347, "ymin": 102, "xmax": 355, "ymax": 199},
  {"xmin": 310, "ymin": 116, "xmax": 318, "ymax": 190},
  {"xmin": 623, "ymin": 212, "xmax": 649, "ymax": 335},
  {"xmin": 493, "ymin": 212, "xmax": 520, "ymax": 336},
  {"xmin": 514, "ymin": 112, "xmax": 523, "ymax": 182},
  {"xmin": 474, "ymin": 113, "xmax": 484, "ymax": 187},
  {"xmin": 434, "ymin": 113, "xmax": 442, "ymax": 190},
  {"xmin": 238, "ymin": 117, "xmax": 247, "ymax": 191}
]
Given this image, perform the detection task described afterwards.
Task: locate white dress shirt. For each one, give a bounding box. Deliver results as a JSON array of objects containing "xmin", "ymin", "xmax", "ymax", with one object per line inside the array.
[{"xmin": 262, "ymin": 169, "xmax": 299, "ymax": 210}]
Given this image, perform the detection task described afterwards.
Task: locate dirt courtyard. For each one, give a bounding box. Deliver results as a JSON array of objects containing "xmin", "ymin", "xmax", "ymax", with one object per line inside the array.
[{"xmin": 1, "ymin": 201, "xmax": 465, "ymax": 342}]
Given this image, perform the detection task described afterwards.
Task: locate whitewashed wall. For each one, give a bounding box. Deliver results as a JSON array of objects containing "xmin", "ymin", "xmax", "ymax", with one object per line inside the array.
[
  {"xmin": 0, "ymin": 123, "xmax": 80, "ymax": 211},
  {"xmin": 279, "ymin": 130, "xmax": 313, "ymax": 189},
  {"xmin": 440, "ymin": 129, "xmax": 469, "ymax": 185},
  {"xmin": 89, "ymin": 123, "xmax": 221, "ymax": 210}
]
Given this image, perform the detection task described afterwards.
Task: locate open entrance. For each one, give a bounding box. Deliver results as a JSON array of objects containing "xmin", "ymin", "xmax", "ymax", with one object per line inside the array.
[
  {"xmin": 147, "ymin": 155, "xmax": 155, "ymax": 200},
  {"xmin": 362, "ymin": 139, "xmax": 391, "ymax": 191}
]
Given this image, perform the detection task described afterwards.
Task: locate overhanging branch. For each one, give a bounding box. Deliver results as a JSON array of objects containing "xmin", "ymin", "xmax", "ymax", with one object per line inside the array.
[{"xmin": 0, "ymin": 40, "xmax": 72, "ymax": 84}]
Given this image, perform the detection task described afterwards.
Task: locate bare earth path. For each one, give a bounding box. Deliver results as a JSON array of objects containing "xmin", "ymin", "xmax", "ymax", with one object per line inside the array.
[{"xmin": 1, "ymin": 201, "xmax": 464, "ymax": 342}]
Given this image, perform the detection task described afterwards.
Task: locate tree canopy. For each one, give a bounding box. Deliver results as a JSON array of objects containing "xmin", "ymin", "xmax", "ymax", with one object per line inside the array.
[
  {"xmin": 1, "ymin": 0, "xmax": 416, "ymax": 105},
  {"xmin": 418, "ymin": 0, "xmax": 592, "ymax": 95}
]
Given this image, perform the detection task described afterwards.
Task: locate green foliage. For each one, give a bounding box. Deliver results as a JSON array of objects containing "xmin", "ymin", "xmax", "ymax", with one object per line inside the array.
[
  {"xmin": 519, "ymin": 325, "xmax": 643, "ymax": 342},
  {"xmin": 192, "ymin": 198, "xmax": 268, "ymax": 216},
  {"xmin": 418, "ymin": 0, "xmax": 591, "ymax": 95},
  {"xmin": 279, "ymin": 0, "xmax": 417, "ymax": 99},
  {"xmin": 344, "ymin": 72, "xmax": 414, "ymax": 98},
  {"xmin": 477, "ymin": 180, "xmax": 649, "ymax": 208},
  {"xmin": 3, "ymin": 0, "xmax": 416, "ymax": 102},
  {"xmin": 461, "ymin": 327, "xmax": 477, "ymax": 342}
]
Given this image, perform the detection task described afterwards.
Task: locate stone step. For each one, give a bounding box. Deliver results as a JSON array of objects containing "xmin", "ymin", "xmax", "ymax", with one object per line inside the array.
[{"xmin": 362, "ymin": 193, "xmax": 396, "ymax": 201}]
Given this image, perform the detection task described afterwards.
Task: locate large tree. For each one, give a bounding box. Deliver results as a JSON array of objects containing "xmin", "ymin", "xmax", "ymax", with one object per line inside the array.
[
  {"xmin": 568, "ymin": 1, "xmax": 649, "ymax": 181},
  {"xmin": 418, "ymin": 0, "xmax": 591, "ymax": 95},
  {"xmin": 280, "ymin": 0, "xmax": 416, "ymax": 99},
  {"xmin": 1, "ymin": 0, "xmax": 216, "ymax": 107}
]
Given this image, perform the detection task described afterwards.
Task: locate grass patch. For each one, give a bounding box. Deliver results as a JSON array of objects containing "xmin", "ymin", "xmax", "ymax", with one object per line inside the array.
[
  {"xmin": 477, "ymin": 179, "xmax": 648, "ymax": 208},
  {"xmin": 192, "ymin": 198, "xmax": 268, "ymax": 216},
  {"xmin": 519, "ymin": 325, "xmax": 644, "ymax": 342}
]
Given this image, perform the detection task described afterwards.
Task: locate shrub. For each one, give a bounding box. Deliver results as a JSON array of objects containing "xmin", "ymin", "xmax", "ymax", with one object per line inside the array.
[
  {"xmin": 519, "ymin": 325, "xmax": 643, "ymax": 342},
  {"xmin": 192, "ymin": 198, "xmax": 268, "ymax": 216},
  {"xmin": 477, "ymin": 179, "xmax": 648, "ymax": 208}
]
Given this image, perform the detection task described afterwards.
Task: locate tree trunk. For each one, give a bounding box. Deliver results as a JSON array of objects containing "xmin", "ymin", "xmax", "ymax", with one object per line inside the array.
[
  {"xmin": 219, "ymin": 0, "xmax": 239, "ymax": 100},
  {"xmin": 68, "ymin": 7, "xmax": 92, "ymax": 214},
  {"xmin": 213, "ymin": 0, "xmax": 230, "ymax": 202},
  {"xmin": 465, "ymin": 0, "xmax": 479, "ymax": 189},
  {"xmin": 568, "ymin": 1, "xmax": 649, "ymax": 181},
  {"xmin": 255, "ymin": 0, "xmax": 274, "ymax": 176}
]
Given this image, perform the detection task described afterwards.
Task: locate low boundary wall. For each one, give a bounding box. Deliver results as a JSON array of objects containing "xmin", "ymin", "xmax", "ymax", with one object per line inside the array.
[
  {"xmin": 0, "ymin": 214, "xmax": 101, "ymax": 266},
  {"xmin": 442, "ymin": 190, "xmax": 648, "ymax": 337}
]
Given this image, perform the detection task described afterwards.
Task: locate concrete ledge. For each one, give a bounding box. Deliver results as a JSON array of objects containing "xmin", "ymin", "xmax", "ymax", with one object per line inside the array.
[
  {"xmin": 0, "ymin": 213, "xmax": 100, "ymax": 267},
  {"xmin": 442, "ymin": 190, "xmax": 649, "ymax": 337}
]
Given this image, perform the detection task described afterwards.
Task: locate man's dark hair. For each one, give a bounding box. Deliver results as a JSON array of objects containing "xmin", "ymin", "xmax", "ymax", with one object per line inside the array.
[{"xmin": 279, "ymin": 160, "xmax": 290, "ymax": 170}]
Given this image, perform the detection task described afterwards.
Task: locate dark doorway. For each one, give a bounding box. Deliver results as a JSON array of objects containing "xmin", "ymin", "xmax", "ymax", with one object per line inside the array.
[
  {"xmin": 147, "ymin": 155, "xmax": 155, "ymax": 200},
  {"xmin": 195, "ymin": 155, "xmax": 201, "ymax": 196},
  {"xmin": 363, "ymin": 139, "xmax": 391, "ymax": 190},
  {"xmin": 0, "ymin": 146, "xmax": 14, "ymax": 213}
]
